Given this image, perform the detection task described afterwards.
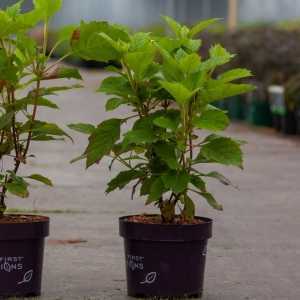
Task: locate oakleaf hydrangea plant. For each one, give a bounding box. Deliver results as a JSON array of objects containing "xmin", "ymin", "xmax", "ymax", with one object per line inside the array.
[
  {"xmin": 70, "ymin": 17, "xmax": 254, "ymax": 223},
  {"xmin": 0, "ymin": 0, "xmax": 81, "ymax": 216}
]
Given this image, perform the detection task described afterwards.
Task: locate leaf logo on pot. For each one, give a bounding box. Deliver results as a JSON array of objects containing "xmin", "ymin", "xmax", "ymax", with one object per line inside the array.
[
  {"xmin": 140, "ymin": 272, "xmax": 157, "ymax": 285},
  {"xmin": 18, "ymin": 269, "xmax": 33, "ymax": 285}
]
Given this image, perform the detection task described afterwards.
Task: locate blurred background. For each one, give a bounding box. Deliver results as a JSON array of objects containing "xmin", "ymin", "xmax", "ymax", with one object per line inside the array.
[{"xmin": 2, "ymin": 0, "xmax": 300, "ymax": 134}]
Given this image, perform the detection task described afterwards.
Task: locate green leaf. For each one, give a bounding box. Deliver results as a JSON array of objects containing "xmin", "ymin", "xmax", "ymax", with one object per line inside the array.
[
  {"xmin": 162, "ymin": 16, "xmax": 182, "ymax": 37},
  {"xmin": 105, "ymin": 98, "xmax": 125, "ymax": 111},
  {"xmin": 71, "ymin": 21, "xmax": 129, "ymax": 62},
  {"xmin": 147, "ymin": 177, "xmax": 165, "ymax": 204},
  {"xmin": 33, "ymin": 0, "xmax": 62, "ymax": 21},
  {"xmin": 85, "ymin": 118, "xmax": 121, "ymax": 168},
  {"xmin": 218, "ymin": 68, "xmax": 253, "ymax": 83},
  {"xmin": 6, "ymin": 1, "xmax": 23, "ymax": 18},
  {"xmin": 178, "ymin": 53, "xmax": 201, "ymax": 74},
  {"xmin": 14, "ymin": 97, "xmax": 59, "ymax": 110},
  {"xmin": 125, "ymin": 50, "xmax": 155, "ymax": 80},
  {"xmin": 26, "ymin": 174, "xmax": 53, "ymax": 186},
  {"xmin": 202, "ymin": 171, "xmax": 236, "ymax": 187},
  {"xmin": 129, "ymin": 32, "xmax": 153, "ymax": 51},
  {"xmin": 200, "ymin": 81, "xmax": 255, "ymax": 103},
  {"xmin": 123, "ymin": 128, "xmax": 157, "ymax": 146},
  {"xmin": 200, "ymin": 192, "xmax": 223, "ymax": 211},
  {"xmin": 193, "ymin": 109, "xmax": 229, "ymax": 131},
  {"xmin": 201, "ymin": 44, "xmax": 235, "ymax": 72},
  {"xmin": 182, "ymin": 195, "xmax": 195, "ymax": 221},
  {"xmin": 57, "ymin": 24, "xmax": 78, "ymax": 42},
  {"xmin": 7, "ymin": 177, "xmax": 29, "ymax": 198},
  {"xmin": 153, "ymin": 115, "xmax": 179, "ymax": 131},
  {"xmin": 153, "ymin": 142, "xmax": 179, "ymax": 170},
  {"xmin": 0, "ymin": 11, "xmax": 14, "ymax": 38},
  {"xmin": 31, "ymin": 122, "xmax": 72, "ymax": 141},
  {"xmin": 140, "ymin": 177, "xmax": 155, "ymax": 196},
  {"xmin": 68, "ymin": 123, "xmax": 95, "ymax": 135},
  {"xmin": 162, "ymin": 170, "xmax": 189, "ymax": 194},
  {"xmin": 190, "ymin": 175, "xmax": 206, "ymax": 192},
  {"xmin": 0, "ymin": 112, "xmax": 13, "ymax": 129},
  {"xmin": 106, "ymin": 170, "xmax": 143, "ymax": 193},
  {"xmin": 159, "ymin": 81, "xmax": 198, "ymax": 106},
  {"xmin": 98, "ymin": 76, "xmax": 132, "ymax": 97},
  {"xmin": 55, "ymin": 67, "xmax": 82, "ymax": 80},
  {"xmin": 190, "ymin": 18, "xmax": 220, "ymax": 37},
  {"xmin": 200, "ymin": 137, "xmax": 243, "ymax": 168}
]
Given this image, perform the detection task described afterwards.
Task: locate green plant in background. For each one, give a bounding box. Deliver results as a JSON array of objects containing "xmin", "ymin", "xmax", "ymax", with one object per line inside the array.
[
  {"xmin": 70, "ymin": 17, "xmax": 254, "ymax": 223},
  {"xmin": 0, "ymin": 0, "xmax": 81, "ymax": 216}
]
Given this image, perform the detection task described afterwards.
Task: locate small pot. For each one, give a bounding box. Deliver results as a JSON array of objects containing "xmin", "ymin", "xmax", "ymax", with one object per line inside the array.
[
  {"xmin": 246, "ymin": 100, "xmax": 272, "ymax": 127},
  {"xmin": 268, "ymin": 85, "xmax": 285, "ymax": 131},
  {"xmin": 295, "ymin": 107, "xmax": 300, "ymax": 134},
  {"xmin": 227, "ymin": 96, "xmax": 247, "ymax": 120},
  {"xmin": 119, "ymin": 215, "xmax": 212, "ymax": 298},
  {"xmin": 281, "ymin": 110, "xmax": 297, "ymax": 135},
  {"xmin": 0, "ymin": 215, "xmax": 49, "ymax": 297}
]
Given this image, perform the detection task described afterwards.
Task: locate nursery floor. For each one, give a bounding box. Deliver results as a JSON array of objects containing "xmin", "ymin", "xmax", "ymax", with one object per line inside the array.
[{"xmin": 8, "ymin": 68, "xmax": 300, "ymax": 300}]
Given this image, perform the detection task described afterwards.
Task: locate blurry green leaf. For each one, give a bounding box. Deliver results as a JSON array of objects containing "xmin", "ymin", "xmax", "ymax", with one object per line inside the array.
[
  {"xmin": 7, "ymin": 177, "xmax": 29, "ymax": 198},
  {"xmin": 190, "ymin": 175, "xmax": 206, "ymax": 192},
  {"xmin": 6, "ymin": 1, "xmax": 23, "ymax": 18},
  {"xmin": 201, "ymin": 44, "xmax": 235, "ymax": 72},
  {"xmin": 13, "ymin": 97, "xmax": 59, "ymax": 110},
  {"xmin": 153, "ymin": 142, "xmax": 179, "ymax": 170},
  {"xmin": 162, "ymin": 170, "xmax": 189, "ymax": 194},
  {"xmin": 163, "ymin": 16, "xmax": 182, "ymax": 37},
  {"xmin": 26, "ymin": 174, "xmax": 53, "ymax": 186},
  {"xmin": 147, "ymin": 177, "xmax": 165, "ymax": 203},
  {"xmin": 159, "ymin": 81, "xmax": 198, "ymax": 105},
  {"xmin": 33, "ymin": 0, "xmax": 62, "ymax": 21},
  {"xmin": 218, "ymin": 68, "xmax": 253, "ymax": 83},
  {"xmin": 85, "ymin": 118, "xmax": 121, "ymax": 168},
  {"xmin": 202, "ymin": 171, "xmax": 235, "ymax": 187},
  {"xmin": 54, "ymin": 67, "xmax": 82, "ymax": 80},
  {"xmin": 140, "ymin": 176, "xmax": 155, "ymax": 196},
  {"xmin": 123, "ymin": 128, "xmax": 157, "ymax": 146},
  {"xmin": 125, "ymin": 50, "xmax": 155, "ymax": 80},
  {"xmin": 193, "ymin": 109, "xmax": 229, "ymax": 131},
  {"xmin": 0, "ymin": 112, "xmax": 13, "ymax": 129},
  {"xmin": 72, "ymin": 21, "xmax": 129, "ymax": 62},
  {"xmin": 98, "ymin": 76, "xmax": 132, "ymax": 97},
  {"xmin": 200, "ymin": 137, "xmax": 243, "ymax": 168},
  {"xmin": 57, "ymin": 24, "xmax": 77, "ymax": 42},
  {"xmin": 190, "ymin": 18, "xmax": 220, "ymax": 37},
  {"xmin": 68, "ymin": 123, "xmax": 95, "ymax": 134},
  {"xmin": 31, "ymin": 121, "xmax": 72, "ymax": 141},
  {"xmin": 200, "ymin": 81, "xmax": 254, "ymax": 103},
  {"xmin": 178, "ymin": 53, "xmax": 201, "ymax": 74},
  {"xmin": 105, "ymin": 98, "xmax": 125, "ymax": 111},
  {"xmin": 106, "ymin": 170, "xmax": 143, "ymax": 193},
  {"xmin": 200, "ymin": 192, "xmax": 223, "ymax": 211},
  {"xmin": 153, "ymin": 115, "xmax": 179, "ymax": 131}
]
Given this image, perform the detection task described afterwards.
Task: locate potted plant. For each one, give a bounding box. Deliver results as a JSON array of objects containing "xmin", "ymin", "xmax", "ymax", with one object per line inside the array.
[
  {"xmin": 283, "ymin": 74, "xmax": 300, "ymax": 135},
  {"xmin": 0, "ymin": 0, "xmax": 81, "ymax": 296},
  {"xmin": 70, "ymin": 17, "xmax": 254, "ymax": 298},
  {"xmin": 268, "ymin": 85, "xmax": 285, "ymax": 131}
]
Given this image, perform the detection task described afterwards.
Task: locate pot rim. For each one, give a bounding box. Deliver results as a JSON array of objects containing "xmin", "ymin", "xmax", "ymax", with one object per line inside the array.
[
  {"xmin": 0, "ymin": 214, "xmax": 49, "ymax": 241},
  {"xmin": 119, "ymin": 214, "xmax": 212, "ymax": 242}
]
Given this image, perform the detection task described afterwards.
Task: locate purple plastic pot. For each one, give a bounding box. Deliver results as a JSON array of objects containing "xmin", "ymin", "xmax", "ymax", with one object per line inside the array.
[
  {"xmin": 0, "ymin": 215, "xmax": 49, "ymax": 297},
  {"xmin": 119, "ymin": 215, "xmax": 212, "ymax": 298}
]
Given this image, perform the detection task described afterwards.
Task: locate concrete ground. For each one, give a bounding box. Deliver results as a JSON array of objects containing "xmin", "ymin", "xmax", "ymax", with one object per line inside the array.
[{"xmin": 8, "ymin": 68, "xmax": 300, "ymax": 300}]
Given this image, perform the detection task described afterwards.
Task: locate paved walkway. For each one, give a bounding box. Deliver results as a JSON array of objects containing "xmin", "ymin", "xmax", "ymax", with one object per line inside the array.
[{"xmin": 8, "ymin": 68, "xmax": 300, "ymax": 300}]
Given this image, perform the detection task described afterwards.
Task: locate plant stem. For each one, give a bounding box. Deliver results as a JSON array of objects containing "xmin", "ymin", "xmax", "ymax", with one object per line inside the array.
[{"xmin": 44, "ymin": 52, "xmax": 72, "ymax": 73}]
